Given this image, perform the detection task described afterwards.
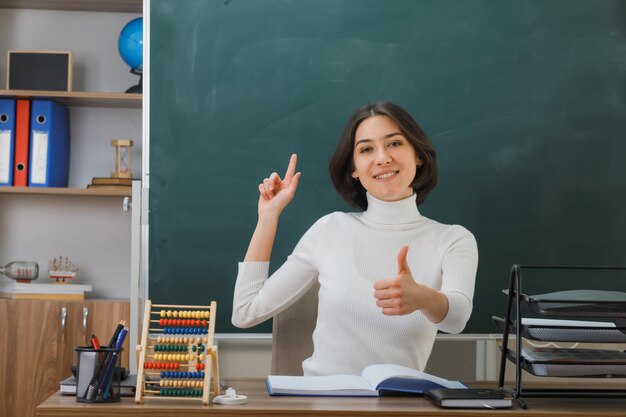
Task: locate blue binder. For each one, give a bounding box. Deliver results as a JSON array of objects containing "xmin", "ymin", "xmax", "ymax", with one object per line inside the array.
[
  {"xmin": 0, "ymin": 98, "xmax": 16, "ymax": 186},
  {"xmin": 28, "ymin": 100, "xmax": 70, "ymax": 187}
]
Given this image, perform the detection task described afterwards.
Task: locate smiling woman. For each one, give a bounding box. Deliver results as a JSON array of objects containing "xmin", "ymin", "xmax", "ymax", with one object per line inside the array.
[
  {"xmin": 351, "ymin": 116, "xmax": 420, "ymax": 203},
  {"xmin": 232, "ymin": 101, "xmax": 478, "ymax": 377},
  {"xmin": 331, "ymin": 102, "xmax": 437, "ymax": 210}
]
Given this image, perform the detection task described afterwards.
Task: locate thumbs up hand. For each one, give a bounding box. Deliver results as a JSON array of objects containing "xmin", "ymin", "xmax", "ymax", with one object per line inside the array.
[
  {"xmin": 373, "ymin": 246, "xmax": 448, "ymax": 321},
  {"xmin": 396, "ymin": 245, "xmax": 412, "ymax": 276}
]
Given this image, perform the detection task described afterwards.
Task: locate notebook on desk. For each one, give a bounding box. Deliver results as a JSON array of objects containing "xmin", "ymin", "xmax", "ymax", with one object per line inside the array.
[
  {"xmin": 266, "ymin": 364, "xmax": 466, "ymax": 397},
  {"xmin": 424, "ymin": 388, "xmax": 512, "ymax": 409}
]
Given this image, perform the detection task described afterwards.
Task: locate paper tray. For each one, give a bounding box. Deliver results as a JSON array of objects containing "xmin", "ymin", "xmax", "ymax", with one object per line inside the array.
[
  {"xmin": 520, "ymin": 360, "xmax": 626, "ymax": 378},
  {"xmin": 493, "ymin": 317, "xmax": 626, "ymax": 342},
  {"xmin": 523, "ymin": 318, "xmax": 626, "ymax": 342},
  {"xmin": 522, "ymin": 290, "xmax": 626, "ymax": 318},
  {"xmin": 516, "ymin": 348, "xmax": 626, "ymax": 377}
]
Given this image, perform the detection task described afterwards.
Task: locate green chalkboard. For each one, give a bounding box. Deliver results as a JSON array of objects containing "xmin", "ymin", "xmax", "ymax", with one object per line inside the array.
[{"xmin": 149, "ymin": 0, "xmax": 626, "ymax": 334}]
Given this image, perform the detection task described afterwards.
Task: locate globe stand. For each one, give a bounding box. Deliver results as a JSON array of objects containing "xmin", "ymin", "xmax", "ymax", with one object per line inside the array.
[{"xmin": 125, "ymin": 68, "xmax": 142, "ymax": 94}]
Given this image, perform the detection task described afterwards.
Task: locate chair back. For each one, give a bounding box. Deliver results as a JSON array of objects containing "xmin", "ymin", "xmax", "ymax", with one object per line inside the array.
[{"xmin": 271, "ymin": 281, "xmax": 319, "ymax": 375}]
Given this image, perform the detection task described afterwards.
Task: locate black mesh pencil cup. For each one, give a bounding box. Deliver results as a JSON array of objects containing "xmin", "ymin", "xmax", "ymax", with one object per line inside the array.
[{"xmin": 75, "ymin": 346, "xmax": 123, "ymax": 403}]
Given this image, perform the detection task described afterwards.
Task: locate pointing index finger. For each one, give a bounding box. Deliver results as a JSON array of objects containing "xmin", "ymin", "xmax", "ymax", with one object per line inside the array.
[{"xmin": 284, "ymin": 154, "xmax": 297, "ymax": 182}]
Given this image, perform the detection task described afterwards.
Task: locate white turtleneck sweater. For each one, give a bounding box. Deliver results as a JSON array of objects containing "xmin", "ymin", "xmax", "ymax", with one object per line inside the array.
[{"xmin": 232, "ymin": 193, "xmax": 478, "ymax": 376}]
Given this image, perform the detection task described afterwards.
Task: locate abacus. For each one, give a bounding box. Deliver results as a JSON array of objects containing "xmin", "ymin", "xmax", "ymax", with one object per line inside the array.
[{"xmin": 135, "ymin": 300, "xmax": 219, "ymax": 405}]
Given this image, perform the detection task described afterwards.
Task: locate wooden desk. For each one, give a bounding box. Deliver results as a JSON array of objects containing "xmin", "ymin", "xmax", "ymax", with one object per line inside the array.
[{"xmin": 37, "ymin": 378, "xmax": 626, "ymax": 417}]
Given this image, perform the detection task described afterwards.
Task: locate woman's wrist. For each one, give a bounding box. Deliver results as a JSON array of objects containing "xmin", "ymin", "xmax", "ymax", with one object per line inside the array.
[
  {"xmin": 244, "ymin": 215, "xmax": 279, "ymax": 262},
  {"xmin": 421, "ymin": 286, "xmax": 449, "ymax": 324},
  {"xmin": 257, "ymin": 211, "xmax": 281, "ymax": 224}
]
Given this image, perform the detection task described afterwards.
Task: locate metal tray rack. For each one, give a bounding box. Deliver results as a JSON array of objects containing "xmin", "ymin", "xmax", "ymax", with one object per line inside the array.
[{"xmin": 493, "ymin": 264, "xmax": 626, "ymax": 409}]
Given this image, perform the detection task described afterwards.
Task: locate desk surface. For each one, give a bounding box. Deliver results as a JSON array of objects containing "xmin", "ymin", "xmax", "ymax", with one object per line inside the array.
[{"xmin": 37, "ymin": 378, "xmax": 626, "ymax": 417}]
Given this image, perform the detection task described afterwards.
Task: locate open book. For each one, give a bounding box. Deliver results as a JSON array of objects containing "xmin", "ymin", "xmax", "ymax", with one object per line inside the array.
[{"xmin": 266, "ymin": 364, "xmax": 466, "ymax": 397}]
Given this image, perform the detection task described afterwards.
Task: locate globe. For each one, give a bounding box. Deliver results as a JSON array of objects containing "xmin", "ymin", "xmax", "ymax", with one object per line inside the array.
[{"xmin": 118, "ymin": 17, "xmax": 143, "ymax": 71}]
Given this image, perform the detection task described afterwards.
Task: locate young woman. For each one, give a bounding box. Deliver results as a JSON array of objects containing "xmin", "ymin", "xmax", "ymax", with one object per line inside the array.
[{"xmin": 232, "ymin": 101, "xmax": 478, "ymax": 376}]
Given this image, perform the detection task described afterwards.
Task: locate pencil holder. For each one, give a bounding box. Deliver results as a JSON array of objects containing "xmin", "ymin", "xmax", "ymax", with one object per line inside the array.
[{"xmin": 75, "ymin": 346, "xmax": 123, "ymax": 403}]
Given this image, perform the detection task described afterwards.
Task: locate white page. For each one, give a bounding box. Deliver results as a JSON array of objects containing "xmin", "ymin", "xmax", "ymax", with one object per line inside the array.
[
  {"xmin": 361, "ymin": 364, "xmax": 459, "ymax": 389},
  {"xmin": 0, "ymin": 131, "xmax": 11, "ymax": 183},
  {"xmin": 267, "ymin": 375, "xmax": 373, "ymax": 392},
  {"xmin": 0, "ymin": 281, "xmax": 92, "ymax": 293},
  {"xmin": 441, "ymin": 399, "xmax": 512, "ymax": 408},
  {"xmin": 522, "ymin": 318, "xmax": 616, "ymax": 328},
  {"xmin": 30, "ymin": 131, "xmax": 48, "ymax": 184}
]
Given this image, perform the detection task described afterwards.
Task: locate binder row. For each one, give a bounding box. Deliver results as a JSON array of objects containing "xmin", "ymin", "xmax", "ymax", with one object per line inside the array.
[{"xmin": 0, "ymin": 98, "xmax": 70, "ymax": 187}]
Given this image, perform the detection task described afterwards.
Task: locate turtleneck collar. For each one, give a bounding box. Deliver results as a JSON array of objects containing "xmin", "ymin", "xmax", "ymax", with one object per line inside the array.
[{"xmin": 362, "ymin": 192, "xmax": 422, "ymax": 226}]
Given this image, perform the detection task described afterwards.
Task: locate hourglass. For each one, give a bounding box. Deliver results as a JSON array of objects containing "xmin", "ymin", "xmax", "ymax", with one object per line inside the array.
[{"xmin": 111, "ymin": 139, "xmax": 133, "ymax": 178}]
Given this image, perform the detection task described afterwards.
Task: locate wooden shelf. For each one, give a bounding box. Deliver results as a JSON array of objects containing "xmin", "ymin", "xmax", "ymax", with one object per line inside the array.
[
  {"xmin": 0, "ymin": 90, "xmax": 142, "ymax": 109},
  {"xmin": 0, "ymin": 0, "xmax": 141, "ymax": 13},
  {"xmin": 0, "ymin": 187, "xmax": 131, "ymax": 197}
]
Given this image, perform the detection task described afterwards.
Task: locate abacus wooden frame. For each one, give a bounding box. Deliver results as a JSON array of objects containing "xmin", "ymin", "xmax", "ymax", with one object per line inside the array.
[{"xmin": 134, "ymin": 300, "xmax": 220, "ymax": 405}]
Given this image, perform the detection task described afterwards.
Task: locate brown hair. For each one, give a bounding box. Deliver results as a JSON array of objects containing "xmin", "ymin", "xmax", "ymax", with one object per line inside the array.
[{"xmin": 329, "ymin": 101, "xmax": 437, "ymax": 210}]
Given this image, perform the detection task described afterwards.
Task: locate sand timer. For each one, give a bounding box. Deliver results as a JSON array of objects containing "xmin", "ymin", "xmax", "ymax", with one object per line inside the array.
[{"xmin": 111, "ymin": 139, "xmax": 134, "ymax": 178}]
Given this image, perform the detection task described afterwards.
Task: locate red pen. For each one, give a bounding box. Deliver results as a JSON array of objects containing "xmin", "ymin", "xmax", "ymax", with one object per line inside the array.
[
  {"xmin": 91, "ymin": 334, "xmax": 101, "ymax": 350},
  {"xmin": 91, "ymin": 334, "xmax": 103, "ymax": 363}
]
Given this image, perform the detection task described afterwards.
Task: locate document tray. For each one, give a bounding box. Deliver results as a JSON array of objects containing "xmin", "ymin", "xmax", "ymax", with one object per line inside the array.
[
  {"xmin": 510, "ymin": 348, "xmax": 626, "ymax": 378},
  {"xmin": 504, "ymin": 289, "xmax": 626, "ymax": 317},
  {"xmin": 492, "ymin": 316, "xmax": 626, "ymax": 343}
]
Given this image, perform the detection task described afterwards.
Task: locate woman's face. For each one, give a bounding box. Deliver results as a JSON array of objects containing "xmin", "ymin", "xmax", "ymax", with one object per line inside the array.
[{"xmin": 352, "ymin": 115, "xmax": 421, "ymax": 203}]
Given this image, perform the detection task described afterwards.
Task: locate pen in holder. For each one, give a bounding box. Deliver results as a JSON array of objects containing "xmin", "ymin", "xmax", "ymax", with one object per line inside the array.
[{"xmin": 75, "ymin": 346, "xmax": 123, "ymax": 403}]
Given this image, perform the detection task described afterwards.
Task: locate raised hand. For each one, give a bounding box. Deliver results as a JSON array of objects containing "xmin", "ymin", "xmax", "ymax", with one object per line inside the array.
[
  {"xmin": 373, "ymin": 246, "xmax": 442, "ymax": 317},
  {"xmin": 257, "ymin": 154, "xmax": 301, "ymax": 218}
]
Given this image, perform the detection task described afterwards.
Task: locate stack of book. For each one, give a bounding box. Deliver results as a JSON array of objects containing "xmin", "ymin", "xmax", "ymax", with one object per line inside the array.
[
  {"xmin": 60, "ymin": 374, "xmax": 137, "ymax": 397},
  {"xmin": 0, "ymin": 280, "xmax": 92, "ymax": 300},
  {"xmin": 87, "ymin": 177, "xmax": 132, "ymax": 191}
]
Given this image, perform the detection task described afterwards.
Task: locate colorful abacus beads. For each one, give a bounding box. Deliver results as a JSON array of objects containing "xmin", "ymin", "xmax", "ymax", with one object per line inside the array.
[
  {"xmin": 159, "ymin": 388, "xmax": 203, "ymax": 397},
  {"xmin": 158, "ymin": 319, "xmax": 209, "ymax": 327},
  {"xmin": 159, "ymin": 379, "xmax": 204, "ymax": 388},
  {"xmin": 156, "ymin": 336, "xmax": 193, "ymax": 344},
  {"xmin": 162, "ymin": 327, "xmax": 208, "ymax": 335},
  {"xmin": 159, "ymin": 371, "xmax": 205, "ymax": 379},
  {"xmin": 152, "ymin": 353, "xmax": 193, "ymax": 361},
  {"xmin": 144, "ymin": 362, "xmax": 180, "ymax": 370},
  {"xmin": 159, "ymin": 310, "xmax": 210, "ymax": 319},
  {"xmin": 153, "ymin": 344, "xmax": 188, "ymax": 352}
]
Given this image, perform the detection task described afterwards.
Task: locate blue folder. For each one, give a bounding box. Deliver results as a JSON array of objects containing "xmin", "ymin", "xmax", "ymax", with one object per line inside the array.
[
  {"xmin": 0, "ymin": 98, "xmax": 16, "ymax": 186},
  {"xmin": 28, "ymin": 99, "xmax": 70, "ymax": 187}
]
